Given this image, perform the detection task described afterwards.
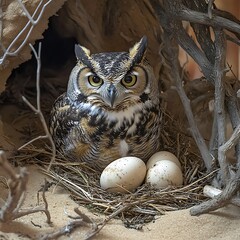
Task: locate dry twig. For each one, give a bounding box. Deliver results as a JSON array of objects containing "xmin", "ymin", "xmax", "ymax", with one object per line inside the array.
[
  {"xmin": 40, "ymin": 204, "xmax": 133, "ymax": 240},
  {"xmin": 41, "ymin": 204, "xmax": 144, "ymax": 240},
  {"xmin": 213, "ymin": 29, "xmax": 228, "ymax": 182},
  {"xmin": 0, "ymin": 0, "xmax": 53, "ymax": 65},
  {"xmin": 40, "ymin": 208, "xmax": 97, "ymax": 240},
  {"xmin": 18, "ymin": 43, "xmax": 56, "ymax": 171},
  {"xmin": 0, "ymin": 150, "xmax": 51, "ymax": 223},
  {"xmin": 207, "ymin": 0, "xmax": 215, "ymax": 19}
]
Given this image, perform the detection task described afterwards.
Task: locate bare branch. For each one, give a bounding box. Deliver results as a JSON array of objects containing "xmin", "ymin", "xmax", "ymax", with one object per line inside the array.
[
  {"xmin": 19, "ymin": 43, "xmax": 56, "ymax": 171},
  {"xmin": 17, "ymin": 0, "xmax": 36, "ymax": 25},
  {"xmin": 209, "ymin": 112, "xmax": 218, "ymax": 160},
  {"xmin": 226, "ymin": 34, "xmax": 240, "ymax": 47},
  {"xmin": 85, "ymin": 202, "xmax": 139, "ymax": 240},
  {"xmin": 39, "ymin": 208, "xmax": 95, "ymax": 240},
  {"xmin": 0, "ymin": 151, "xmax": 51, "ymax": 223},
  {"xmin": 29, "ymin": 42, "xmax": 41, "ymax": 110},
  {"xmin": 213, "ymin": 29, "xmax": 228, "ymax": 182},
  {"xmin": 18, "ymin": 136, "xmax": 48, "ymax": 150},
  {"xmin": 226, "ymin": 98, "xmax": 240, "ymax": 165},
  {"xmin": 162, "ymin": 35, "xmax": 212, "ymax": 170},
  {"xmin": 177, "ymin": 8, "xmax": 240, "ymax": 36},
  {"xmin": 207, "ymin": 0, "xmax": 215, "ymax": 19},
  {"xmin": 0, "ymin": 0, "xmax": 53, "ymax": 65},
  {"xmin": 220, "ymin": 124, "xmax": 240, "ymax": 156}
]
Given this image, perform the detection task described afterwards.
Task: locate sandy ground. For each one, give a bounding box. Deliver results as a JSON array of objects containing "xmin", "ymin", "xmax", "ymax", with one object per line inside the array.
[{"xmin": 0, "ymin": 165, "xmax": 239, "ymax": 240}]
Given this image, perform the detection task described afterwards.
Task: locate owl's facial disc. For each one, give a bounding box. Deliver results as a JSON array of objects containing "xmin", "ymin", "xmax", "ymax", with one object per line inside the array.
[
  {"xmin": 102, "ymin": 67, "xmax": 148, "ymax": 108},
  {"xmin": 103, "ymin": 66, "xmax": 149, "ymax": 108}
]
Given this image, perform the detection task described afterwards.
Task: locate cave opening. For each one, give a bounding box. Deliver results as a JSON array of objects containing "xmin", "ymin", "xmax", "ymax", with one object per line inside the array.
[{"xmin": 0, "ymin": 12, "xmax": 79, "ymax": 150}]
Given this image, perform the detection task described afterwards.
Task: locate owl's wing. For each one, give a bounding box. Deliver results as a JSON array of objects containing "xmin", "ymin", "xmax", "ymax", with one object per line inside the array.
[{"xmin": 49, "ymin": 93, "xmax": 86, "ymax": 149}]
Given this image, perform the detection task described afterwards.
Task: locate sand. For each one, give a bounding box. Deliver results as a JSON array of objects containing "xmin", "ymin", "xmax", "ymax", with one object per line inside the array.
[{"xmin": 0, "ymin": 165, "xmax": 240, "ymax": 240}]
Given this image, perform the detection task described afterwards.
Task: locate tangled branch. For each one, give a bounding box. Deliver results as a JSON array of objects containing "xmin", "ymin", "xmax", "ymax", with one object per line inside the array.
[{"xmin": 150, "ymin": 0, "xmax": 240, "ymax": 215}]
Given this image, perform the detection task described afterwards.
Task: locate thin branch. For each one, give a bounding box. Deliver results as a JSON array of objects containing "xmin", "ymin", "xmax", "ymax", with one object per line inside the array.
[
  {"xmin": 207, "ymin": 0, "xmax": 215, "ymax": 19},
  {"xmin": 17, "ymin": 0, "xmax": 36, "ymax": 25},
  {"xmin": 213, "ymin": 29, "xmax": 228, "ymax": 182},
  {"xmin": 161, "ymin": 32, "xmax": 212, "ymax": 171},
  {"xmin": 0, "ymin": 151, "xmax": 51, "ymax": 223},
  {"xmin": 226, "ymin": 98, "xmax": 240, "ymax": 166},
  {"xmin": 19, "ymin": 43, "xmax": 56, "ymax": 171},
  {"xmin": 21, "ymin": 95, "xmax": 38, "ymax": 112},
  {"xmin": 219, "ymin": 124, "xmax": 240, "ymax": 156},
  {"xmin": 29, "ymin": 43, "xmax": 41, "ymax": 110},
  {"xmin": 0, "ymin": 151, "xmax": 28, "ymax": 222},
  {"xmin": 40, "ymin": 208, "xmax": 96, "ymax": 240},
  {"xmin": 226, "ymin": 34, "xmax": 240, "ymax": 47},
  {"xmin": 209, "ymin": 111, "xmax": 218, "ymax": 160},
  {"xmin": 0, "ymin": 0, "xmax": 53, "ymax": 65},
  {"xmin": 18, "ymin": 136, "xmax": 48, "ymax": 150},
  {"xmin": 85, "ymin": 201, "xmax": 141, "ymax": 240},
  {"xmin": 177, "ymin": 8, "xmax": 240, "ymax": 36}
]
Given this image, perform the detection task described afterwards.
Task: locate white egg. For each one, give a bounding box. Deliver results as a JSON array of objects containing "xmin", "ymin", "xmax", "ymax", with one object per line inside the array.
[
  {"xmin": 146, "ymin": 160, "xmax": 183, "ymax": 188},
  {"xmin": 100, "ymin": 157, "xmax": 146, "ymax": 193},
  {"xmin": 146, "ymin": 151, "xmax": 181, "ymax": 169}
]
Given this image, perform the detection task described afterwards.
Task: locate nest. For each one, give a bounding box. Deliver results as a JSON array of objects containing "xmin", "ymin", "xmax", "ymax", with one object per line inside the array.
[{"xmin": 8, "ymin": 105, "xmax": 216, "ymax": 228}]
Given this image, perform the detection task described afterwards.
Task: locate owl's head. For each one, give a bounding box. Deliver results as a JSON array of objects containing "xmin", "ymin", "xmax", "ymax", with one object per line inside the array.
[{"xmin": 67, "ymin": 36, "xmax": 159, "ymax": 110}]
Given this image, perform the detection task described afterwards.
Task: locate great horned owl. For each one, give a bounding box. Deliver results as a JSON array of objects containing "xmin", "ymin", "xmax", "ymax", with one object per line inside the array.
[{"xmin": 50, "ymin": 36, "xmax": 162, "ymax": 170}]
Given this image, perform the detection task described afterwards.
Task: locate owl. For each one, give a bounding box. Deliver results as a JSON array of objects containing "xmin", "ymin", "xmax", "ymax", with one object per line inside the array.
[{"xmin": 49, "ymin": 36, "xmax": 162, "ymax": 171}]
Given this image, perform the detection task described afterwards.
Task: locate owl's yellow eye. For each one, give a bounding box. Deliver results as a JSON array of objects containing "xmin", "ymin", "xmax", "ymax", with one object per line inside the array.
[
  {"xmin": 88, "ymin": 75, "xmax": 103, "ymax": 87},
  {"xmin": 121, "ymin": 75, "xmax": 137, "ymax": 88}
]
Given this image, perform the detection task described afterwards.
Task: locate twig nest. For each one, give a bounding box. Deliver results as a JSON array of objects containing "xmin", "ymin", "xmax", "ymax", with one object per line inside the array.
[
  {"xmin": 145, "ymin": 160, "xmax": 183, "ymax": 188},
  {"xmin": 100, "ymin": 157, "xmax": 146, "ymax": 193},
  {"xmin": 146, "ymin": 151, "xmax": 181, "ymax": 169}
]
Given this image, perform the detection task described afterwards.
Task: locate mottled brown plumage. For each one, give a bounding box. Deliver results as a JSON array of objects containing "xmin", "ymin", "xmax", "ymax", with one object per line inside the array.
[{"xmin": 49, "ymin": 37, "xmax": 162, "ymax": 170}]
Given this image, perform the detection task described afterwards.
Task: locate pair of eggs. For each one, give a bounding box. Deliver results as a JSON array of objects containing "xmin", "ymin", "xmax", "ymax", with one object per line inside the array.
[{"xmin": 100, "ymin": 151, "xmax": 183, "ymax": 193}]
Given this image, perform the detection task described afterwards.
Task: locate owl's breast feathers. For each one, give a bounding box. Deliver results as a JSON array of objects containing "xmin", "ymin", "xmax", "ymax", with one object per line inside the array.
[{"xmin": 50, "ymin": 93, "xmax": 161, "ymax": 170}]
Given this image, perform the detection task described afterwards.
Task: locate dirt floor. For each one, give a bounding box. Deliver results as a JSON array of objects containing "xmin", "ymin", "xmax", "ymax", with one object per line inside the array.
[{"xmin": 0, "ymin": 164, "xmax": 239, "ymax": 240}]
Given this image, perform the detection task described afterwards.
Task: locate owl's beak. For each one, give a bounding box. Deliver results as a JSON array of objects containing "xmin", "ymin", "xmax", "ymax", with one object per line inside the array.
[{"xmin": 107, "ymin": 84, "xmax": 117, "ymax": 107}]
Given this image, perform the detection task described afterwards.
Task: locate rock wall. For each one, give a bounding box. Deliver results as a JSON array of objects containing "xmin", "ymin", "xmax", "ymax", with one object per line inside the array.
[{"xmin": 0, "ymin": 0, "xmax": 67, "ymax": 92}]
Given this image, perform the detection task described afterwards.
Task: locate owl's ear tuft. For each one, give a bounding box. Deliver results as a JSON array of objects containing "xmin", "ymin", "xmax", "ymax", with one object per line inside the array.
[
  {"xmin": 75, "ymin": 44, "xmax": 92, "ymax": 68},
  {"xmin": 129, "ymin": 36, "xmax": 147, "ymax": 65}
]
